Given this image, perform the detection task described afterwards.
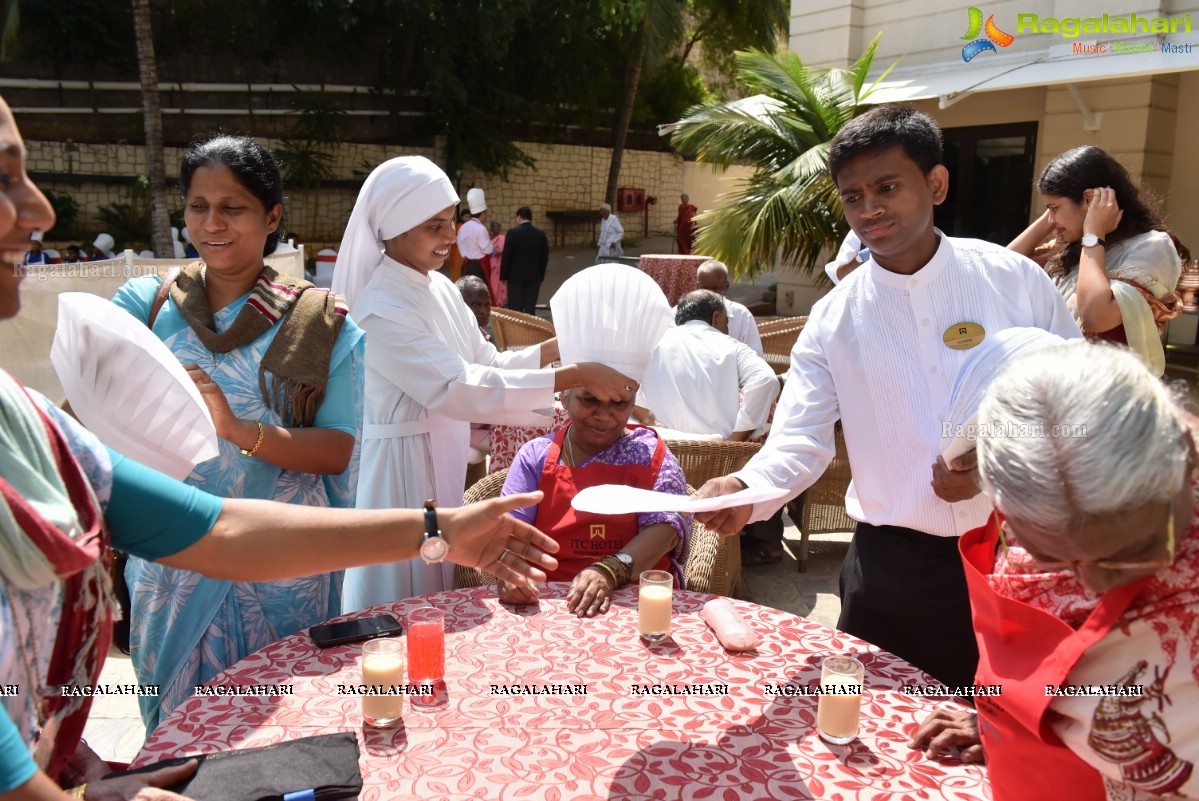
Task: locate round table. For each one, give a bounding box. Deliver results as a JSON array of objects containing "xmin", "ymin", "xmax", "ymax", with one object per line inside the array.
[
  {"xmin": 638, "ymin": 254, "xmax": 710, "ymax": 306},
  {"xmin": 132, "ymin": 585, "xmax": 990, "ymax": 800}
]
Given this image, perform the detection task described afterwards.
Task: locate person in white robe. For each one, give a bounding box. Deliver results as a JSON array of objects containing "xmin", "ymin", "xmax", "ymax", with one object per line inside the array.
[
  {"xmin": 332, "ymin": 157, "xmax": 636, "ymax": 611},
  {"xmin": 597, "ymin": 203, "xmax": 624, "ymax": 263},
  {"xmin": 694, "ymin": 259, "xmax": 764, "ymax": 356}
]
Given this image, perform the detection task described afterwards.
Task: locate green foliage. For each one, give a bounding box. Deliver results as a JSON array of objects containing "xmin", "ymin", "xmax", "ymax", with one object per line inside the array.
[
  {"xmin": 670, "ymin": 34, "xmax": 892, "ymax": 279},
  {"xmin": 1, "ymin": 0, "xmax": 19, "ymax": 61},
  {"xmin": 274, "ymin": 94, "xmax": 349, "ymax": 188},
  {"xmin": 43, "ymin": 191, "xmax": 79, "ymax": 240},
  {"xmin": 635, "ymin": 56, "xmax": 709, "ymax": 130},
  {"xmin": 97, "ymin": 175, "xmax": 153, "ymax": 252}
]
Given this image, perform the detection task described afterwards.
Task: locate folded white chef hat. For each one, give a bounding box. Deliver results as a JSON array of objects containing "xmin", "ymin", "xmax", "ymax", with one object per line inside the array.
[
  {"xmin": 550, "ymin": 263, "xmax": 674, "ymax": 384},
  {"xmin": 51, "ymin": 293, "xmax": 219, "ymax": 479},
  {"xmin": 941, "ymin": 327, "xmax": 1070, "ymax": 462},
  {"xmin": 467, "ymin": 187, "xmax": 486, "ymax": 214}
]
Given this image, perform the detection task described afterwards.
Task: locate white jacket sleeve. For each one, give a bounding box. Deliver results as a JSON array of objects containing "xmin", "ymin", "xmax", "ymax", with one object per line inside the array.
[
  {"xmin": 732, "ymin": 321, "xmax": 839, "ymax": 521},
  {"xmin": 361, "ymin": 313, "xmax": 555, "ymax": 427},
  {"xmin": 733, "ymin": 345, "xmax": 780, "ymax": 438}
]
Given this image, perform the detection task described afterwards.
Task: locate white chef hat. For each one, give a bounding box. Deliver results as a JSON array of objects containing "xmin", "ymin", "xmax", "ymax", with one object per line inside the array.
[
  {"xmin": 330, "ymin": 156, "xmax": 458, "ymax": 316},
  {"xmin": 170, "ymin": 226, "xmax": 181, "ymax": 241},
  {"xmin": 467, "ymin": 187, "xmax": 486, "ymax": 215},
  {"xmin": 30, "ymin": 230, "xmax": 44, "ymax": 243},
  {"xmin": 93, "ymin": 232, "xmax": 115, "ymax": 252},
  {"xmin": 138, "ymin": 250, "xmax": 155, "ymax": 258},
  {"xmin": 181, "ymin": 227, "xmax": 192, "ymax": 243}
]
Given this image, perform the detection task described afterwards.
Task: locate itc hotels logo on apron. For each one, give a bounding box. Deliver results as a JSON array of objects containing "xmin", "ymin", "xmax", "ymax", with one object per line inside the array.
[{"xmin": 960, "ymin": 7, "xmax": 1015, "ymax": 61}]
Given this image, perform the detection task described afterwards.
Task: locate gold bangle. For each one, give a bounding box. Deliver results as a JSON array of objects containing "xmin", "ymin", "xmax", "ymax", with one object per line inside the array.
[
  {"xmin": 67, "ymin": 785, "xmax": 87, "ymax": 800},
  {"xmin": 603, "ymin": 555, "xmax": 630, "ymax": 586},
  {"xmin": 589, "ymin": 561, "xmax": 620, "ymax": 588},
  {"xmin": 239, "ymin": 421, "xmax": 265, "ymax": 457}
]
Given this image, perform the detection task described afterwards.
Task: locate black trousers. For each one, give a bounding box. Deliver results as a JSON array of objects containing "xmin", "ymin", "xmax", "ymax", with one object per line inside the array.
[
  {"xmin": 506, "ymin": 281, "xmax": 541, "ymax": 315},
  {"xmin": 743, "ymin": 509, "xmax": 784, "ymax": 550},
  {"xmin": 837, "ymin": 522, "xmax": 979, "ymax": 689},
  {"xmin": 463, "ymin": 259, "xmax": 486, "ymax": 281}
]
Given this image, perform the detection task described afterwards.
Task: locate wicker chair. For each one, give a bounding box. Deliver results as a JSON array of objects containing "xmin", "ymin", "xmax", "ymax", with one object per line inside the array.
[
  {"xmin": 788, "ymin": 422, "xmax": 855, "ymax": 572},
  {"xmin": 454, "ymin": 470, "xmax": 740, "ymax": 597},
  {"xmin": 755, "ymin": 316, "xmax": 801, "ymax": 336},
  {"xmin": 661, "ymin": 439, "xmax": 762, "ymax": 488},
  {"xmin": 489, "ymin": 308, "xmax": 556, "ymax": 351},
  {"xmin": 758, "ymin": 316, "xmax": 808, "ymax": 374}
]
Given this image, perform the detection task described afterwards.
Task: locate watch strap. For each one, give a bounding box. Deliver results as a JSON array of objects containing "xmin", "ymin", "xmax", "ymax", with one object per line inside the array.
[{"xmin": 423, "ymin": 500, "xmax": 438, "ymax": 542}]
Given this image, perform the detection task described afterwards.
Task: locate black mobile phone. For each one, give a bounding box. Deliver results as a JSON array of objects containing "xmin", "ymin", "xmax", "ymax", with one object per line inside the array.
[{"xmin": 309, "ymin": 614, "xmax": 404, "ymax": 648}]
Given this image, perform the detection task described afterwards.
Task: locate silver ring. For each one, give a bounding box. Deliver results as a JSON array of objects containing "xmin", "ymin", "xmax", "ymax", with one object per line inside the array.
[{"xmin": 499, "ymin": 548, "xmax": 512, "ymax": 564}]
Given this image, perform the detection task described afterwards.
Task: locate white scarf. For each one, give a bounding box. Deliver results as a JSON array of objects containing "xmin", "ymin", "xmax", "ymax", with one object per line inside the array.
[{"xmin": 331, "ymin": 156, "xmax": 459, "ymax": 318}]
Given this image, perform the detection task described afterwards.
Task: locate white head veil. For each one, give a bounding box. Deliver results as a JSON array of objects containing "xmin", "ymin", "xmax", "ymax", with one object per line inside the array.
[{"xmin": 331, "ymin": 156, "xmax": 459, "ymax": 316}]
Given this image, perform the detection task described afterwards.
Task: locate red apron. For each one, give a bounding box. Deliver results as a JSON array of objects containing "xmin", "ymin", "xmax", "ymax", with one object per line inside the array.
[
  {"xmin": 533, "ymin": 424, "xmax": 670, "ymax": 582},
  {"xmin": 959, "ymin": 514, "xmax": 1151, "ymax": 801}
]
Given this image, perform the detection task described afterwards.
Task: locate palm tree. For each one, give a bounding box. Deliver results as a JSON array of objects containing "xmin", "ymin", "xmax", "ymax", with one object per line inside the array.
[
  {"xmin": 669, "ymin": 34, "xmax": 891, "ymax": 279},
  {"xmin": 131, "ymin": 0, "xmax": 172, "ymax": 260}
]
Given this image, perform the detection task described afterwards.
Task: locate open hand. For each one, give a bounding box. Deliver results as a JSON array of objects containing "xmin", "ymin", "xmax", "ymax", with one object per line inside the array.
[
  {"xmin": 440, "ymin": 493, "xmax": 560, "ymax": 586},
  {"xmin": 498, "ymin": 578, "xmax": 539, "ymax": 605},
  {"xmin": 907, "ymin": 709, "xmax": 985, "ymax": 763},
  {"xmin": 578, "ymin": 363, "xmax": 638, "ymax": 404}
]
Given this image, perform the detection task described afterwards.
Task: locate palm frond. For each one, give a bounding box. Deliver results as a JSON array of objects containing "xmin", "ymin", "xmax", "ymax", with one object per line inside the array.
[{"xmin": 671, "ymin": 36, "xmax": 893, "ymax": 279}]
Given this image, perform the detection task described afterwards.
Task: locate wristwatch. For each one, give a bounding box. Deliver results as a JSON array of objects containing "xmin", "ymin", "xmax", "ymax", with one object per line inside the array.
[
  {"xmin": 1080, "ymin": 234, "xmax": 1106, "ymax": 248},
  {"xmin": 613, "ymin": 551, "xmax": 634, "ymax": 578},
  {"xmin": 420, "ymin": 500, "xmax": 449, "ymax": 564}
]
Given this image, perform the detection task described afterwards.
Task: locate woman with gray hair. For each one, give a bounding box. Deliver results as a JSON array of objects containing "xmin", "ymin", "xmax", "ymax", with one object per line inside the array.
[{"xmin": 909, "ymin": 342, "xmax": 1199, "ymax": 800}]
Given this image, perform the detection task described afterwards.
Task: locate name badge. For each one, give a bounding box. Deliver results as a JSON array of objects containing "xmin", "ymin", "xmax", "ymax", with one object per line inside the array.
[{"xmin": 943, "ymin": 322, "xmax": 985, "ymax": 350}]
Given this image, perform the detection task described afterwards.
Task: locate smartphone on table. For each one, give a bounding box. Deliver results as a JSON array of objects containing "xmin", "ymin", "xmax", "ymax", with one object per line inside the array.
[{"xmin": 309, "ymin": 614, "xmax": 404, "ymax": 648}]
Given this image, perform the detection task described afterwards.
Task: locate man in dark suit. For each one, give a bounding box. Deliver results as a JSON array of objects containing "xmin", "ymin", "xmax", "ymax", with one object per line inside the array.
[{"xmin": 499, "ymin": 206, "xmax": 550, "ymax": 314}]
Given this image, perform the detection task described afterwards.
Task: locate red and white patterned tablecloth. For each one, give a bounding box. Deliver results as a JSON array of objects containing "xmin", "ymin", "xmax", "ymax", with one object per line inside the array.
[
  {"xmin": 638, "ymin": 254, "xmax": 711, "ymax": 306},
  {"xmin": 133, "ymin": 585, "xmax": 989, "ymax": 801},
  {"xmin": 489, "ymin": 404, "xmax": 570, "ymax": 473}
]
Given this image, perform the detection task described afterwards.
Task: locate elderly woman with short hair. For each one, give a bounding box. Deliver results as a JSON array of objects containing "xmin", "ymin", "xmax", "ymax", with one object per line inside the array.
[
  {"xmin": 909, "ymin": 342, "xmax": 1199, "ymax": 800},
  {"xmin": 499, "ymin": 387, "xmax": 691, "ymax": 618}
]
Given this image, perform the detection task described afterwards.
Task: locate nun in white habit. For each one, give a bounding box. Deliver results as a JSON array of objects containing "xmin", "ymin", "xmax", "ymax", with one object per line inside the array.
[{"xmin": 333, "ymin": 157, "xmax": 635, "ymax": 611}]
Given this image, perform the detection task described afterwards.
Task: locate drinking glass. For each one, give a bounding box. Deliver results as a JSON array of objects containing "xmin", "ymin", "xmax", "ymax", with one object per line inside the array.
[
  {"xmin": 407, "ymin": 606, "xmax": 446, "ymax": 683},
  {"xmin": 638, "ymin": 570, "xmax": 673, "ymax": 642},
  {"xmin": 360, "ymin": 638, "xmax": 404, "ymax": 727},
  {"xmin": 816, "ymin": 654, "xmax": 864, "ymax": 745}
]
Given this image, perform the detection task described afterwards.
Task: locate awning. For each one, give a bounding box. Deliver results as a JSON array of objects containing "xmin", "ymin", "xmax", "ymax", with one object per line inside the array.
[
  {"xmin": 660, "ymin": 38, "xmax": 1199, "ymax": 134},
  {"xmin": 869, "ymin": 40, "xmax": 1199, "ymax": 108}
]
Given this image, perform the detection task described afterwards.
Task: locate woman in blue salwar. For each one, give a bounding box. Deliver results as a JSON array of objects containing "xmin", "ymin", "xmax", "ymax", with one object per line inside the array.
[{"xmin": 111, "ymin": 136, "xmax": 365, "ymax": 731}]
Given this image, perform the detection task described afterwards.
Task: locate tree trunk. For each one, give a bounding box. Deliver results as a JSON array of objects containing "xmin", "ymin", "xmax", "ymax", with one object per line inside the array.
[
  {"xmin": 604, "ymin": 15, "xmax": 649, "ymax": 208},
  {"xmin": 131, "ymin": 0, "xmax": 172, "ymax": 259}
]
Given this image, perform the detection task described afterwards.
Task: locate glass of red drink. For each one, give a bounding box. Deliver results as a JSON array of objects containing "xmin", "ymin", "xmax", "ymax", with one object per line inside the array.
[{"xmin": 407, "ymin": 606, "xmax": 446, "ymax": 683}]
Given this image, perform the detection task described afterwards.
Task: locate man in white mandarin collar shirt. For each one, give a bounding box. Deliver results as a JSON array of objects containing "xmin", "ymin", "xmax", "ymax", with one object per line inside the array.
[
  {"xmin": 639, "ymin": 289, "xmax": 779, "ymax": 442},
  {"xmin": 696, "ymin": 107, "xmax": 1081, "ymax": 688},
  {"xmin": 695, "ymin": 260, "xmax": 764, "ymax": 356}
]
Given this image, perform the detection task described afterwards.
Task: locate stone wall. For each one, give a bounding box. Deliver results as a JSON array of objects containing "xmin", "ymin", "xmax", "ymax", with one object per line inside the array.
[{"xmin": 27, "ymin": 137, "xmax": 684, "ymax": 253}]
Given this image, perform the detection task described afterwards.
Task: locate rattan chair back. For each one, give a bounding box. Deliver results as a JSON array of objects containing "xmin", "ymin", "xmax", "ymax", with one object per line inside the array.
[{"xmin": 489, "ymin": 308, "xmax": 556, "ymax": 351}]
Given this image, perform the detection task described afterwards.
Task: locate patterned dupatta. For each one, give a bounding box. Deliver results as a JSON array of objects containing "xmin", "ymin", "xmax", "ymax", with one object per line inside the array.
[
  {"xmin": 169, "ymin": 263, "xmax": 350, "ymax": 426},
  {"xmin": 0, "ymin": 371, "xmax": 114, "ymax": 780}
]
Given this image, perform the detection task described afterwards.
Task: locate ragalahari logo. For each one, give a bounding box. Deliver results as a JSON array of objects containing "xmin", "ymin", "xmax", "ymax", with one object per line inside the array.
[{"xmin": 961, "ymin": 7, "xmax": 1015, "ymax": 61}]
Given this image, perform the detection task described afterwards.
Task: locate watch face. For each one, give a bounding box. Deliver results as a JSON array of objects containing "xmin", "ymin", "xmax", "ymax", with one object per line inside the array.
[
  {"xmin": 1082, "ymin": 234, "xmax": 1098, "ymax": 246},
  {"xmin": 421, "ymin": 536, "xmax": 449, "ymax": 563},
  {"xmin": 615, "ymin": 552, "xmax": 634, "ymax": 566}
]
